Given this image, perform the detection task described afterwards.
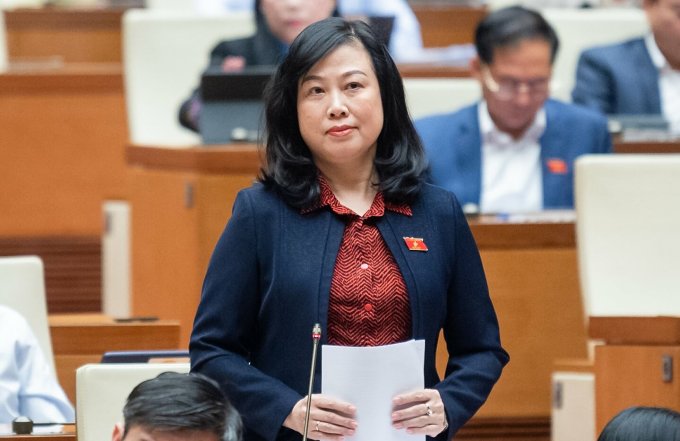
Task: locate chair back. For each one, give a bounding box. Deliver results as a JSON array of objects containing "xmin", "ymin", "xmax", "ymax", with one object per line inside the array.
[
  {"xmin": 575, "ymin": 154, "xmax": 680, "ymax": 317},
  {"xmin": 75, "ymin": 362, "xmax": 190, "ymax": 441},
  {"xmin": 403, "ymin": 78, "xmax": 480, "ymax": 120},
  {"xmin": 0, "ymin": 255, "xmax": 55, "ymax": 374},
  {"xmin": 0, "ymin": 11, "xmax": 7, "ymax": 72},
  {"xmin": 122, "ymin": 8, "xmax": 255, "ymax": 146},
  {"xmin": 542, "ymin": 8, "xmax": 648, "ymax": 102}
]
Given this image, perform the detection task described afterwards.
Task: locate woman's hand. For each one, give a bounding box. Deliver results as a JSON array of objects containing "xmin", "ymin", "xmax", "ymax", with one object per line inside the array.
[
  {"xmin": 391, "ymin": 389, "xmax": 449, "ymax": 437},
  {"xmin": 283, "ymin": 394, "xmax": 357, "ymax": 441}
]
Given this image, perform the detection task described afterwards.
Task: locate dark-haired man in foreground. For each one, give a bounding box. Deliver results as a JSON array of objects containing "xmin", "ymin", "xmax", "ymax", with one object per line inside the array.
[{"xmin": 112, "ymin": 372, "xmax": 242, "ymax": 441}]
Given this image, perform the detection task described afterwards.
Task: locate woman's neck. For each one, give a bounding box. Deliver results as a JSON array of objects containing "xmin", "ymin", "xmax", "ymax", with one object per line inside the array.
[{"xmin": 320, "ymin": 165, "xmax": 378, "ymax": 216}]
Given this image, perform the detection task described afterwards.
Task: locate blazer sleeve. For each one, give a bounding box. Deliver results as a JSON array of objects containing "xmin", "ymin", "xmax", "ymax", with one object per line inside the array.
[
  {"xmin": 190, "ymin": 190, "xmax": 301, "ymax": 441},
  {"xmin": 435, "ymin": 193, "xmax": 509, "ymax": 439},
  {"xmin": 572, "ymin": 49, "xmax": 616, "ymax": 115}
]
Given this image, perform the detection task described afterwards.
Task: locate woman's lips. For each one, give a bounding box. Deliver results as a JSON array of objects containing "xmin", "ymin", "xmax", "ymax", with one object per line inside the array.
[{"xmin": 327, "ymin": 125, "xmax": 354, "ymax": 137}]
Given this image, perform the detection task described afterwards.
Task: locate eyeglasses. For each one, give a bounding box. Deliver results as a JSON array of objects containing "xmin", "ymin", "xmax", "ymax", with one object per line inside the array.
[{"xmin": 481, "ymin": 67, "xmax": 550, "ymax": 101}]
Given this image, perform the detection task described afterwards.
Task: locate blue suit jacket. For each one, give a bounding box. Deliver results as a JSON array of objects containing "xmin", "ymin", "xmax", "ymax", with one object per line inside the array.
[
  {"xmin": 414, "ymin": 99, "xmax": 612, "ymax": 210},
  {"xmin": 190, "ymin": 183, "xmax": 508, "ymax": 441},
  {"xmin": 572, "ymin": 37, "xmax": 661, "ymax": 115}
]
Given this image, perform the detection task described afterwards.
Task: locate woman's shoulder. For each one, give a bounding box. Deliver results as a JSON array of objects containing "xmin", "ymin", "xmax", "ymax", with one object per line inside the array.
[{"xmin": 415, "ymin": 183, "xmax": 461, "ymax": 211}]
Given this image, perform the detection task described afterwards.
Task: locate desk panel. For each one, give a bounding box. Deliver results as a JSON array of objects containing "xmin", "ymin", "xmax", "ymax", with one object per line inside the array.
[
  {"xmin": 49, "ymin": 314, "xmax": 181, "ymax": 405},
  {"xmin": 0, "ymin": 64, "xmax": 128, "ymax": 236},
  {"xmin": 5, "ymin": 8, "xmax": 123, "ymax": 63}
]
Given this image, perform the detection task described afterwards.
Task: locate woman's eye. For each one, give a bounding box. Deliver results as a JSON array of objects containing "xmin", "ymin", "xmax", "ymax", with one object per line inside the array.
[
  {"xmin": 309, "ymin": 87, "xmax": 324, "ymax": 95},
  {"xmin": 347, "ymin": 82, "xmax": 361, "ymax": 90}
]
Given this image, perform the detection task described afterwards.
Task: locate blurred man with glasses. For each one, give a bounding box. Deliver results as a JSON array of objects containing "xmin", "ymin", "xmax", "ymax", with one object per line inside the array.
[{"xmin": 415, "ymin": 6, "xmax": 611, "ymax": 215}]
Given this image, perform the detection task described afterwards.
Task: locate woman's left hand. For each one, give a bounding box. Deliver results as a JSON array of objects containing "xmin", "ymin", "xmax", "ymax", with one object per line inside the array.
[{"xmin": 391, "ymin": 389, "xmax": 449, "ymax": 437}]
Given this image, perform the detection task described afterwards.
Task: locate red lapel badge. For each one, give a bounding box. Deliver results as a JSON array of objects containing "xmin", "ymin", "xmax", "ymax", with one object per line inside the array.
[
  {"xmin": 546, "ymin": 158, "xmax": 568, "ymax": 175},
  {"xmin": 403, "ymin": 237, "xmax": 428, "ymax": 252}
]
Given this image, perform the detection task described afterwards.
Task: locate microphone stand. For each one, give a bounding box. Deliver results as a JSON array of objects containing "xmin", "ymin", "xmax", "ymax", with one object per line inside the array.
[{"xmin": 302, "ymin": 323, "xmax": 322, "ymax": 441}]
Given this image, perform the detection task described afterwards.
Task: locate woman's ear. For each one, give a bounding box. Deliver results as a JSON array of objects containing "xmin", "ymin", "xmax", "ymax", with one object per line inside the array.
[{"xmin": 111, "ymin": 422, "xmax": 125, "ymax": 441}]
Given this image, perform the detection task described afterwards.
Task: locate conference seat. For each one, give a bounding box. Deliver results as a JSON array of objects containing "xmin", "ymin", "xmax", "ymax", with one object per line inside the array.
[
  {"xmin": 0, "ymin": 10, "xmax": 7, "ymax": 72},
  {"xmin": 541, "ymin": 8, "xmax": 648, "ymax": 102},
  {"xmin": 122, "ymin": 9, "xmax": 255, "ymax": 146},
  {"xmin": 0, "ymin": 255, "xmax": 56, "ymax": 374},
  {"xmin": 403, "ymin": 77, "xmax": 480, "ymax": 120},
  {"xmin": 75, "ymin": 362, "xmax": 190, "ymax": 441},
  {"xmin": 575, "ymin": 154, "xmax": 680, "ymax": 317},
  {"xmin": 552, "ymin": 154, "xmax": 680, "ymax": 441}
]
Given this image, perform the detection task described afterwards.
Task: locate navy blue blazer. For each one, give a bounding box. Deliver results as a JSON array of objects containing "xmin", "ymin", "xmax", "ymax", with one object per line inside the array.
[
  {"xmin": 414, "ymin": 99, "xmax": 612, "ymax": 210},
  {"xmin": 190, "ymin": 183, "xmax": 508, "ymax": 441},
  {"xmin": 572, "ymin": 37, "xmax": 661, "ymax": 115}
]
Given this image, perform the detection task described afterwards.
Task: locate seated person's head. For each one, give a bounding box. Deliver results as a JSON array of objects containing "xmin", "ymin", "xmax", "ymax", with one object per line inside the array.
[
  {"xmin": 471, "ymin": 6, "xmax": 559, "ymax": 139},
  {"xmin": 643, "ymin": 0, "xmax": 680, "ymax": 69},
  {"xmin": 258, "ymin": 0, "xmax": 337, "ymax": 45},
  {"xmin": 111, "ymin": 372, "xmax": 241, "ymax": 441},
  {"xmin": 598, "ymin": 406, "xmax": 680, "ymax": 441}
]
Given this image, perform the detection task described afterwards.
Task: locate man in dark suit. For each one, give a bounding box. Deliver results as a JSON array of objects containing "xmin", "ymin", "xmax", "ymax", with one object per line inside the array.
[
  {"xmin": 415, "ymin": 6, "xmax": 611, "ymax": 214},
  {"xmin": 571, "ymin": 0, "xmax": 680, "ymax": 131}
]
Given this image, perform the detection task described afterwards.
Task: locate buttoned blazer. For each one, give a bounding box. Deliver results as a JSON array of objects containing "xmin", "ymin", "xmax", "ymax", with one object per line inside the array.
[
  {"xmin": 414, "ymin": 99, "xmax": 612, "ymax": 210},
  {"xmin": 571, "ymin": 37, "xmax": 661, "ymax": 115},
  {"xmin": 190, "ymin": 183, "xmax": 508, "ymax": 441}
]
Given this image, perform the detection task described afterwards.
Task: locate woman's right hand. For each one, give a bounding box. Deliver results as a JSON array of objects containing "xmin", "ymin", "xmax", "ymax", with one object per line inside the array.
[{"xmin": 283, "ymin": 394, "xmax": 357, "ymax": 441}]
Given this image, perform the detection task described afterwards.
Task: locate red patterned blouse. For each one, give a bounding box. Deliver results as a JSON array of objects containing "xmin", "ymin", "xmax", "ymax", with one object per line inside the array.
[{"xmin": 308, "ymin": 177, "xmax": 413, "ymax": 346}]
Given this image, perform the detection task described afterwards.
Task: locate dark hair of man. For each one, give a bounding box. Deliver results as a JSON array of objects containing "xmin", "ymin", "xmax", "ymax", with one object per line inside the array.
[
  {"xmin": 259, "ymin": 17, "xmax": 427, "ymax": 209},
  {"xmin": 474, "ymin": 6, "xmax": 559, "ymax": 65},
  {"xmin": 598, "ymin": 406, "xmax": 680, "ymax": 441},
  {"xmin": 122, "ymin": 372, "xmax": 242, "ymax": 441}
]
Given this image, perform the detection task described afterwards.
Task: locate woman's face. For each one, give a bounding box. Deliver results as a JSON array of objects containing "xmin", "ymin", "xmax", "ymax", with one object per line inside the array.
[
  {"xmin": 297, "ymin": 43, "xmax": 384, "ymax": 173},
  {"xmin": 260, "ymin": 0, "xmax": 336, "ymax": 45}
]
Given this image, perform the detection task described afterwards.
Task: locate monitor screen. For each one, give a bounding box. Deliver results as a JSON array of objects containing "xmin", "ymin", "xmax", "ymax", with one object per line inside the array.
[{"xmin": 199, "ymin": 66, "xmax": 275, "ymax": 145}]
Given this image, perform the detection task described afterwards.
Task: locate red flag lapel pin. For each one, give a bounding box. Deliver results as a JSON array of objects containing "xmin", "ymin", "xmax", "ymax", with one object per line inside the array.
[
  {"xmin": 546, "ymin": 158, "xmax": 568, "ymax": 174},
  {"xmin": 403, "ymin": 237, "xmax": 428, "ymax": 252}
]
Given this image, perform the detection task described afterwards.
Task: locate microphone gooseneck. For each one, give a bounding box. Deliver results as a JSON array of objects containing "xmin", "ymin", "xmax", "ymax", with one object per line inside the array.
[{"xmin": 302, "ymin": 323, "xmax": 322, "ymax": 441}]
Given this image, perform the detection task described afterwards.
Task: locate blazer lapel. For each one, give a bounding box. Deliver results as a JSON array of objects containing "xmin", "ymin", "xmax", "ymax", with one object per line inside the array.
[{"xmin": 539, "ymin": 101, "xmax": 570, "ymax": 208}]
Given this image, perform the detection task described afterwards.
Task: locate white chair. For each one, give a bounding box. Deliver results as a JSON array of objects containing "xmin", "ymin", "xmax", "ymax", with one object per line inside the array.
[
  {"xmin": 551, "ymin": 371, "xmax": 596, "ymax": 441},
  {"xmin": 542, "ymin": 8, "xmax": 648, "ymax": 102},
  {"xmin": 0, "ymin": 255, "xmax": 55, "ymax": 374},
  {"xmin": 75, "ymin": 362, "xmax": 190, "ymax": 441},
  {"xmin": 0, "ymin": 10, "xmax": 7, "ymax": 72},
  {"xmin": 403, "ymin": 78, "xmax": 480, "ymax": 120},
  {"xmin": 575, "ymin": 154, "xmax": 680, "ymax": 318},
  {"xmin": 122, "ymin": 9, "xmax": 255, "ymax": 146}
]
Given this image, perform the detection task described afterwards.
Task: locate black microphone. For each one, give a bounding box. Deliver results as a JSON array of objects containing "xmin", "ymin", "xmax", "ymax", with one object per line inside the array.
[{"xmin": 302, "ymin": 323, "xmax": 322, "ymax": 441}]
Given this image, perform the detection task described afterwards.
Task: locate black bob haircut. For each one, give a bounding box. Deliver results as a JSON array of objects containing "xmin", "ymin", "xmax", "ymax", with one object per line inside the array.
[
  {"xmin": 122, "ymin": 372, "xmax": 242, "ymax": 441},
  {"xmin": 475, "ymin": 6, "xmax": 559, "ymax": 65},
  {"xmin": 259, "ymin": 17, "xmax": 427, "ymax": 209},
  {"xmin": 598, "ymin": 406, "xmax": 680, "ymax": 441}
]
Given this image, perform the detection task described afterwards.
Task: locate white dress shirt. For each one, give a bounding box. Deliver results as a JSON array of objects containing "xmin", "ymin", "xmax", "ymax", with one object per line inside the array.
[
  {"xmin": 0, "ymin": 306, "xmax": 75, "ymax": 424},
  {"xmin": 645, "ymin": 34, "xmax": 680, "ymax": 137},
  {"xmin": 478, "ymin": 101, "xmax": 546, "ymax": 214}
]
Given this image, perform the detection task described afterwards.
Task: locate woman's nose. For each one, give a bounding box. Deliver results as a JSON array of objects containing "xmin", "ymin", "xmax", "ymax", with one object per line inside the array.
[{"xmin": 327, "ymin": 92, "xmax": 349, "ymax": 118}]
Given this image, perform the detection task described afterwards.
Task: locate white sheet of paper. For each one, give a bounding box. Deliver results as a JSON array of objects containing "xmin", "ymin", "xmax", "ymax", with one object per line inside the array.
[{"xmin": 321, "ymin": 339, "xmax": 425, "ymax": 441}]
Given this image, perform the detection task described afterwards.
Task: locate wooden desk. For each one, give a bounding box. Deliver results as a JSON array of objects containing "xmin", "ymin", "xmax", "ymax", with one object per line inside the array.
[
  {"xmin": 412, "ymin": 4, "xmax": 487, "ymax": 47},
  {"xmin": 0, "ymin": 425, "xmax": 75, "ymax": 441},
  {"xmin": 5, "ymin": 8, "xmax": 123, "ymax": 63},
  {"xmin": 589, "ymin": 317, "xmax": 680, "ymax": 433},
  {"xmin": 0, "ymin": 63, "xmax": 128, "ymax": 236},
  {"xmin": 49, "ymin": 313, "xmax": 181, "ymax": 405},
  {"xmin": 614, "ymin": 140, "xmax": 680, "ymax": 154},
  {"xmin": 398, "ymin": 64, "xmax": 471, "ymax": 78},
  {"xmin": 127, "ymin": 146, "xmax": 586, "ymax": 434}
]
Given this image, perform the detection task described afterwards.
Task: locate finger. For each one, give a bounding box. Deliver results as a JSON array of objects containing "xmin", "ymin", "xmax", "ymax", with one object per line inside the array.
[
  {"xmin": 312, "ymin": 394, "xmax": 357, "ymax": 417},
  {"xmin": 312, "ymin": 419, "xmax": 356, "ymax": 441}
]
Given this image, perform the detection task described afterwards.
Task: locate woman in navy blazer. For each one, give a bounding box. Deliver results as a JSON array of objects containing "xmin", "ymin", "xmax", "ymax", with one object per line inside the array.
[{"xmin": 190, "ymin": 18, "xmax": 508, "ymax": 441}]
